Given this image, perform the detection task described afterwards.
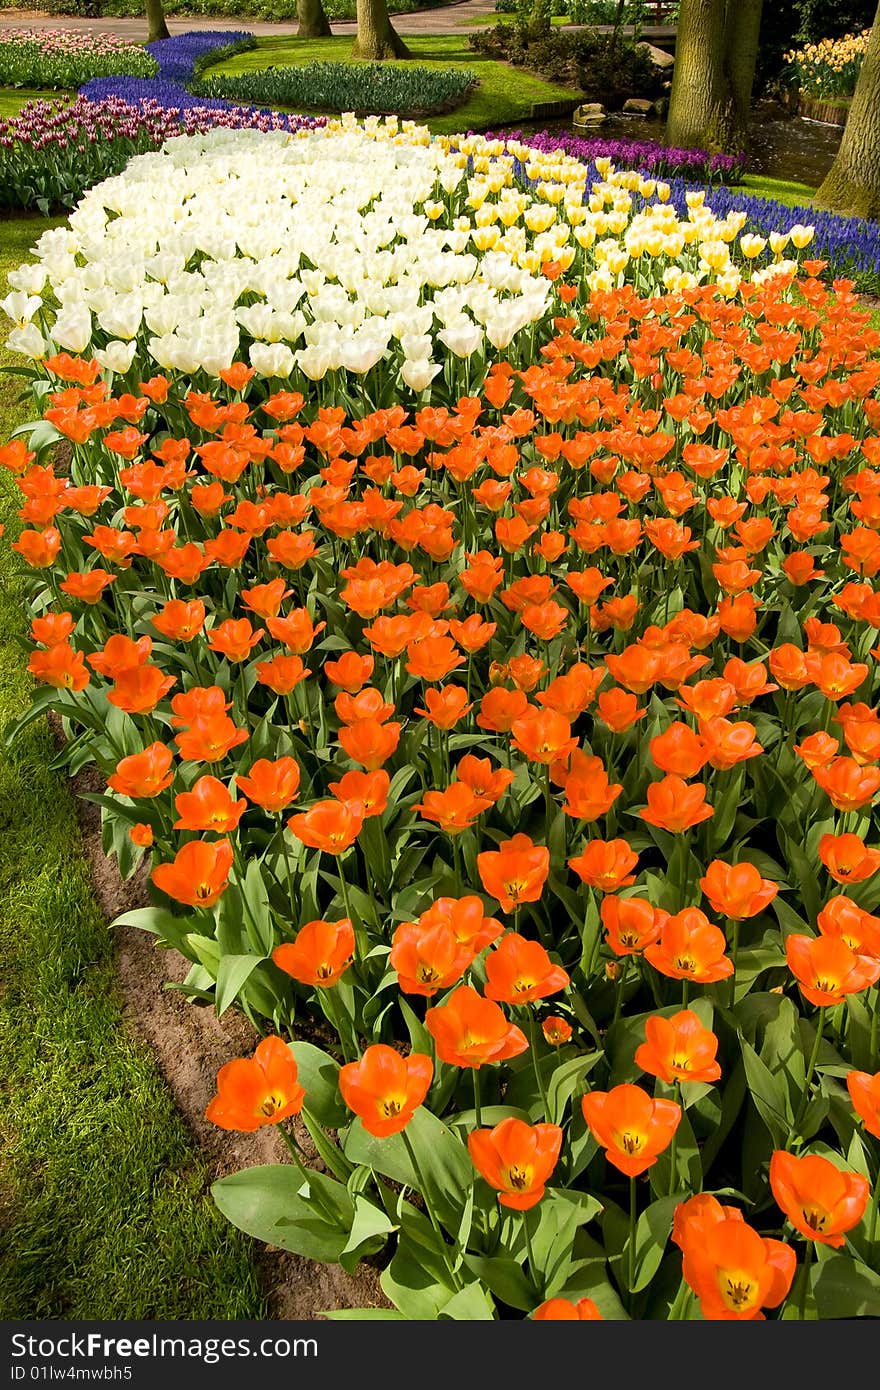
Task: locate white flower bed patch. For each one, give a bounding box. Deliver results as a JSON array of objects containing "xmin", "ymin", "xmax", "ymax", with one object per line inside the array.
[{"xmin": 8, "ymin": 125, "xmax": 558, "ymax": 386}]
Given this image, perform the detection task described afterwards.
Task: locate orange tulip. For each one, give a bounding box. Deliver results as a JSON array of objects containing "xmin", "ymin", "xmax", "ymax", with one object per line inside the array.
[
  {"xmin": 327, "ymin": 769, "xmax": 390, "ymax": 819},
  {"xmin": 819, "ymin": 832, "xmax": 880, "ymax": 885},
  {"xmin": 415, "ymin": 685, "xmax": 472, "ymax": 730},
  {"xmin": 510, "ymin": 707, "xmax": 577, "ymax": 765},
  {"xmin": 255, "ymin": 653, "xmax": 310, "ymax": 695},
  {"xmin": 559, "ymin": 751, "xmax": 622, "ymax": 821},
  {"xmin": 173, "ymin": 776, "xmax": 247, "ymax": 832},
  {"xmin": 542, "ymin": 1015, "xmax": 573, "ymax": 1047},
  {"xmin": 817, "ymin": 895, "xmax": 880, "ymax": 958},
  {"xmin": 484, "ymin": 933, "xmax": 569, "ymax": 1003},
  {"xmin": 568, "ymin": 838, "xmax": 638, "ymax": 892},
  {"xmin": 785, "ymin": 933, "xmax": 880, "ymax": 1006},
  {"xmin": 634, "ymin": 1010, "xmax": 721, "ymax": 1085},
  {"xmin": 769, "ymin": 1150, "xmax": 870, "ymax": 1247},
  {"xmin": 596, "ymin": 687, "xmax": 646, "ymax": 732},
  {"xmin": 151, "ymin": 598, "xmax": 206, "ymax": 642},
  {"xmin": 287, "ymin": 800, "xmax": 363, "ymax": 855},
  {"xmin": 638, "ymin": 776, "xmax": 714, "ymax": 833},
  {"xmin": 207, "ymin": 618, "xmax": 264, "ymax": 664},
  {"xmin": 581, "ymin": 1083, "xmax": 680, "ymax": 1177},
  {"xmin": 338, "ymin": 1044, "xmax": 434, "ymax": 1138},
  {"xmin": 601, "ymin": 895, "xmax": 668, "ymax": 957},
  {"xmin": 151, "ymin": 838, "xmax": 233, "ymax": 907},
  {"xmin": 455, "ymin": 755, "xmax": 514, "ymax": 805},
  {"xmin": 405, "ymin": 635, "xmax": 465, "ymax": 682},
  {"xmin": 847, "ymin": 1069, "xmax": 880, "ymax": 1139},
  {"xmin": 26, "ymin": 642, "xmax": 90, "ymax": 692},
  {"xmin": 273, "ymin": 919, "xmax": 355, "ymax": 988},
  {"xmin": 477, "ymin": 833, "xmax": 550, "ymax": 912},
  {"xmin": 414, "ymin": 783, "xmax": 492, "ymax": 834},
  {"xmin": 235, "ymin": 757, "xmax": 301, "ymax": 812},
  {"xmin": 645, "ymin": 909, "xmax": 733, "ymax": 984},
  {"xmin": 324, "ymin": 651, "xmax": 374, "ymax": 692},
  {"xmin": 205, "ymin": 1035, "xmax": 306, "ymax": 1132},
  {"xmin": 390, "ymin": 917, "xmax": 474, "ymax": 996},
  {"xmin": 107, "ymin": 664, "xmax": 176, "ymax": 715},
  {"xmin": 532, "ymin": 1298, "xmax": 602, "ymax": 1320},
  {"xmin": 699, "ymin": 716, "xmax": 763, "ymax": 771},
  {"xmin": 813, "ymin": 757, "xmax": 880, "ymax": 812},
  {"xmin": 650, "ymin": 723, "xmax": 708, "ymax": 779},
  {"xmin": 174, "ymin": 714, "xmax": 248, "ymax": 763},
  {"xmin": 418, "ymin": 895, "xmax": 503, "ymax": 955},
  {"xmin": 699, "ymin": 860, "xmax": 778, "ymax": 920},
  {"xmin": 338, "ymin": 718, "xmax": 401, "ymax": 771},
  {"xmin": 477, "ymin": 687, "xmax": 530, "ymax": 733},
  {"xmin": 672, "ymin": 1194, "xmax": 796, "ymax": 1320},
  {"xmin": 468, "ymin": 1117, "xmax": 562, "ymax": 1210},
  {"xmin": 425, "ymin": 985, "xmax": 528, "ymax": 1069},
  {"xmin": 107, "ymin": 742, "xmax": 174, "ymax": 798}
]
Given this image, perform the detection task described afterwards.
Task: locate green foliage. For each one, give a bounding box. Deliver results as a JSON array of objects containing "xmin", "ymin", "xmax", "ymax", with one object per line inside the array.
[
  {"xmin": 468, "ymin": 22, "xmax": 662, "ymax": 103},
  {"xmin": 195, "ymin": 61, "xmax": 477, "ymax": 116},
  {"xmin": 8, "ymin": 0, "xmax": 447, "ymax": 19}
]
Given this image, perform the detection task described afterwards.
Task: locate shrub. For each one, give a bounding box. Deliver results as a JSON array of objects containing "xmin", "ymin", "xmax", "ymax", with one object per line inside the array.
[
  {"xmin": 1, "ymin": 0, "xmax": 448, "ymax": 20},
  {"xmin": 469, "ymin": 23, "xmax": 662, "ymax": 104},
  {"xmin": 194, "ymin": 62, "xmax": 478, "ymax": 117},
  {"xmin": 4, "ymin": 122, "xmax": 879, "ymax": 1321},
  {"xmin": 0, "ymin": 28, "xmax": 157, "ymax": 89}
]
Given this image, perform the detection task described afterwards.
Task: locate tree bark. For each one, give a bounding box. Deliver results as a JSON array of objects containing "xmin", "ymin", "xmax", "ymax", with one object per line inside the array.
[
  {"xmin": 297, "ymin": 0, "xmax": 332, "ymax": 38},
  {"xmin": 666, "ymin": 0, "xmax": 762, "ymax": 154},
  {"xmin": 815, "ymin": 0, "xmax": 880, "ymax": 217},
  {"xmin": 351, "ymin": 0, "xmax": 411, "ymax": 59},
  {"xmin": 145, "ymin": 0, "xmax": 170, "ymax": 43}
]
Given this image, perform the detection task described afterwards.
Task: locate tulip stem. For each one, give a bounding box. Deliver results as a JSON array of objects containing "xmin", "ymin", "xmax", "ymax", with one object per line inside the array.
[
  {"xmin": 668, "ymin": 1082, "xmax": 681, "ymax": 1196},
  {"xmin": 789, "ymin": 1007, "xmax": 825, "ymax": 1147},
  {"xmin": 628, "ymin": 1176, "xmax": 638, "ymax": 1295},
  {"xmin": 278, "ymin": 1123, "xmax": 339, "ymax": 1226},
  {"xmin": 527, "ymin": 1009, "xmax": 551, "ymax": 1120},
  {"xmin": 681, "ymin": 979, "xmax": 689, "ymax": 1009},
  {"xmin": 401, "ymin": 1128, "xmax": 462, "ymax": 1290},
  {"xmin": 798, "ymin": 1240, "xmax": 813, "ymax": 1320},
  {"xmin": 472, "ymin": 1068, "xmax": 482, "ymax": 1128},
  {"xmin": 336, "ymin": 858, "xmax": 363, "ymax": 957},
  {"xmin": 521, "ymin": 1209, "xmax": 539, "ymax": 1290},
  {"xmin": 869, "ymin": 986, "xmax": 879, "ymax": 1071},
  {"xmin": 728, "ymin": 917, "xmax": 739, "ymax": 1010},
  {"xmin": 276, "ymin": 813, "xmax": 295, "ymax": 894}
]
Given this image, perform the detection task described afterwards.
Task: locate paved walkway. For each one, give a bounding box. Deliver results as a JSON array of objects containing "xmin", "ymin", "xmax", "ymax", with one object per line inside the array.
[{"xmin": 0, "ymin": 5, "xmax": 675, "ymax": 39}]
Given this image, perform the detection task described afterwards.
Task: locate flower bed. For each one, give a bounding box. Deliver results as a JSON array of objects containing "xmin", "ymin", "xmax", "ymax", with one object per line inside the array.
[
  {"xmin": 490, "ymin": 127, "xmax": 748, "ymax": 185},
  {"xmin": 785, "ymin": 28, "xmax": 872, "ymax": 100},
  {"xmin": 3, "ymin": 121, "xmax": 880, "ymax": 1322},
  {"xmin": 79, "ymin": 29, "xmax": 257, "ymax": 111},
  {"xmin": 193, "ymin": 62, "xmax": 478, "ymax": 119},
  {"xmin": 0, "ymin": 96, "xmax": 326, "ymax": 214},
  {"xmin": 0, "ymin": 28, "xmax": 158, "ymax": 88}
]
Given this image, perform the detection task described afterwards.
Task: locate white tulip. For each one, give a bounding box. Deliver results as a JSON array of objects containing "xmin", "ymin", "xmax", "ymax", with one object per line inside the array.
[
  {"xmin": 94, "ymin": 340, "xmax": 137, "ymax": 373},
  {"xmin": 250, "ymin": 341, "xmax": 295, "ymax": 378},
  {"xmin": 5, "ymin": 323, "xmax": 45, "ymax": 358}
]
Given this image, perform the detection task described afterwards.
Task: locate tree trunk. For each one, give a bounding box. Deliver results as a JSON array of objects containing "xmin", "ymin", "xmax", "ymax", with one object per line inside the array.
[
  {"xmin": 145, "ymin": 0, "xmax": 170, "ymax": 43},
  {"xmin": 351, "ymin": 0, "xmax": 411, "ymax": 59},
  {"xmin": 297, "ymin": 0, "xmax": 332, "ymax": 38},
  {"xmin": 815, "ymin": 0, "xmax": 880, "ymax": 217},
  {"xmin": 666, "ymin": 0, "xmax": 762, "ymax": 154}
]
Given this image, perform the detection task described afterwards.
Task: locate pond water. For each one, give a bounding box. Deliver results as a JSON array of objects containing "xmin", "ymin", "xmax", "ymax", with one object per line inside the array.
[{"xmin": 517, "ymin": 110, "xmax": 844, "ymax": 188}]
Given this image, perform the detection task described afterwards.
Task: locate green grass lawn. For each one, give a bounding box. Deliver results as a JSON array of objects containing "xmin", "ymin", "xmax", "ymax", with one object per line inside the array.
[
  {"xmin": 0, "ymin": 87, "xmax": 66, "ymax": 120},
  {"xmin": 209, "ymin": 35, "xmax": 582, "ymax": 131},
  {"xmin": 0, "ymin": 215, "xmax": 266, "ymax": 1319}
]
